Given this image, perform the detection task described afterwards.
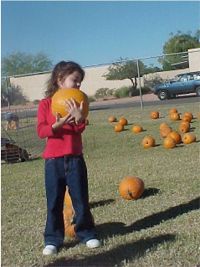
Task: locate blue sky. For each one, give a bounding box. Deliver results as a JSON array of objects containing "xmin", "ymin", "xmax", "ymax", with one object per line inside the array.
[{"xmin": 1, "ymin": 1, "xmax": 200, "ymax": 67}]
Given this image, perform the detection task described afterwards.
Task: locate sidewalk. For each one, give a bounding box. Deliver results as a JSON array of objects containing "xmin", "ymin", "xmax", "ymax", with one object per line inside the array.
[{"xmin": 89, "ymin": 93, "xmax": 158, "ymax": 107}]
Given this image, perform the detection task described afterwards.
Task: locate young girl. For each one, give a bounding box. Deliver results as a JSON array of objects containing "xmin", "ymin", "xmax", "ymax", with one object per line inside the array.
[{"xmin": 37, "ymin": 61, "xmax": 100, "ymax": 256}]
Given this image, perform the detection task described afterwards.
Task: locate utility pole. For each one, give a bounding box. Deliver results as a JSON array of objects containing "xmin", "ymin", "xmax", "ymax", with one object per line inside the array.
[{"xmin": 136, "ymin": 59, "xmax": 143, "ymax": 110}]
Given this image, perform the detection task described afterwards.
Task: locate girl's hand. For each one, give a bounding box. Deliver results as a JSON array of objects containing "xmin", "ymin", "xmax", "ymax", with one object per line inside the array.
[
  {"xmin": 65, "ymin": 98, "xmax": 84, "ymax": 124},
  {"xmin": 52, "ymin": 112, "xmax": 74, "ymax": 132}
]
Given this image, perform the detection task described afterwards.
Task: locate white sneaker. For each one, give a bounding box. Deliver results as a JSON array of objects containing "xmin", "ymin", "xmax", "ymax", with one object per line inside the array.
[
  {"xmin": 43, "ymin": 245, "xmax": 57, "ymax": 255},
  {"xmin": 86, "ymin": 239, "xmax": 101, "ymax": 248}
]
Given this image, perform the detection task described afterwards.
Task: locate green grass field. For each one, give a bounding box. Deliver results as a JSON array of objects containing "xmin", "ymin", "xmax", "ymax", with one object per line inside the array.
[{"xmin": 1, "ymin": 101, "xmax": 200, "ymax": 267}]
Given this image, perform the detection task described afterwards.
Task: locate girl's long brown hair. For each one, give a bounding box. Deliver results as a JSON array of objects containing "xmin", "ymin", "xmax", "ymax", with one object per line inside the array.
[{"xmin": 45, "ymin": 61, "xmax": 85, "ymax": 97}]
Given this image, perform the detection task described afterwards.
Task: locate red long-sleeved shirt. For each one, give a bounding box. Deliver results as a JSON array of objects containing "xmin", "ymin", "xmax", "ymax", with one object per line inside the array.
[{"xmin": 37, "ymin": 98, "xmax": 85, "ymax": 159}]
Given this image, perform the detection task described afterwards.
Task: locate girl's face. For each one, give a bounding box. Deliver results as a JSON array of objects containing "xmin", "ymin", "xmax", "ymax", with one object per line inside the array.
[{"xmin": 58, "ymin": 71, "xmax": 82, "ymax": 89}]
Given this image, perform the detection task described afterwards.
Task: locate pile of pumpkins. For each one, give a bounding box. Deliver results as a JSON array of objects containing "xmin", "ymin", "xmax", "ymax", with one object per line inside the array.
[{"xmin": 108, "ymin": 108, "xmax": 198, "ymax": 149}]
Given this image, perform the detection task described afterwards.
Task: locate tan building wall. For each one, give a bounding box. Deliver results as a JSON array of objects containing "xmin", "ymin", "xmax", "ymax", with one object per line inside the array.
[
  {"xmin": 10, "ymin": 73, "xmax": 50, "ymax": 102},
  {"xmin": 188, "ymin": 48, "xmax": 200, "ymax": 72},
  {"xmin": 10, "ymin": 65, "xmax": 132, "ymax": 101},
  {"xmin": 10, "ymin": 49, "xmax": 200, "ymax": 102}
]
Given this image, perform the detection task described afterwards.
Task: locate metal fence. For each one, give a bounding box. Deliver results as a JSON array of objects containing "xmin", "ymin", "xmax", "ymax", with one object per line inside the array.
[{"xmin": 1, "ymin": 49, "xmax": 199, "ymax": 162}]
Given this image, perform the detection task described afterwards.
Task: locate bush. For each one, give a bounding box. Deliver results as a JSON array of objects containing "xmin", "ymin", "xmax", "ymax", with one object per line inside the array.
[
  {"xmin": 1, "ymin": 84, "xmax": 28, "ymax": 106},
  {"xmin": 33, "ymin": 99, "xmax": 40, "ymax": 105},
  {"xmin": 87, "ymin": 96, "xmax": 96, "ymax": 103},
  {"xmin": 114, "ymin": 86, "xmax": 132, "ymax": 98},
  {"xmin": 114, "ymin": 86, "xmax": 151, "ymax": 98},
  {"xmin": 141, "ymin": 86, "xmax": 152, "ymax": 94},
  {"xmin": 144, "ymin": 75, "xmax": 164, "ymax": 90},
  {"xmin": 94, "ymin": 88, "xmax": 114, "ymax": 99}
]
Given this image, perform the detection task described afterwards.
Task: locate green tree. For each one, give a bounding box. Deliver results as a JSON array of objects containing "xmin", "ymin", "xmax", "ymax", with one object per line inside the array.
[
  {"xmin": 1, "ymin": 52, "xmax": 53, "ymax": 106},
  {"xmin": 1, "ymin": 78, "xmax": 28, "ymax": 107},
  {"xmin": 104, "ymin": 59, "xmax": 159, "ymax": 96},
  {"xmin": 159, "ymin": 30, "xmax": 200, "ymax": 70},
  {"xmin": 2, "ymin": 52, "xmax": 53, "ymax": 76}
]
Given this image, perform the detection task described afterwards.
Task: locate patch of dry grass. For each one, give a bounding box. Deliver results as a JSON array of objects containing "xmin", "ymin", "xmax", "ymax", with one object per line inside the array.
[{"xmin": 1, "ymin": 101, "xmax": 200, "ymax": 267}]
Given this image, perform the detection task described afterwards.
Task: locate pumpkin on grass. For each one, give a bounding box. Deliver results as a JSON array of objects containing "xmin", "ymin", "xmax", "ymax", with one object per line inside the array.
[
  {"xmin": 179, "ymin": 121, "xmax": 190, "ymax": 133},
  {"xmin": 182, "ymin": 133, "xmax": 196, "ymax": 144},
  {"xmin": 150, "ymin": 111, "xmax": 159, "ymax": 119},
  {"xmin": 167, "ymin": 131, "xmax": 182, "ymax": 144},
  {"xmin": 114, "ymin": 123, "xmax": 124, "ymax": 132},
  {"xmin": 108, "ymin": 116, "xmax": 117, "ymax": 123},
  {"xmin": 63, "ymin": 190, "xmax": 95, "ymax": 238},
  {"xmin": 119, "ymin": 117, "xmax": 128, "ymax": 126},
  {"xmin": 132, "ymin": 125, "xmax": 143, "ymax": 133},
  {"xmin": 163, "ymin": 136, "xmax": 176, "ymax": 149},
  {"xmin": 119, "ymin": 176, "xmax": 144, "ymax": 200},
  {"xmin": 142, "ymin": 136, "xmax": 155, "ymax": 148},
  {"xmin": 65, "ymin": 224, "xmax": 76, "ymax": 239},
  {"xmin": 160, "ymin": 126, "xmax": 172, "ymax": 138},
  {"xmin": 181, "ymin": 113, "xmax": 193, "ymax": 123},
  {"xmin": 51, "ymin": 88, "xmax": 89, "ymax": 118},
  {"xmin": 183, "ymin": 112, "xmax": 193, "ymax": 120},
  {"xmin": 181, "ymin": 116, "xmax": 191, "ymax": 123},
  {"xmin": 159, "ymin": 122, "xmax": 170, "ymax": 131},
  {"xmin": 169, "ymin": 112, "xmax": 180, "ymax": 121},
  {"xmin": 63, "ymin": 189, "xmax": 76, "ymax": 238},
  {"xmin": 169, "ymin": 108, "xmax": 178, "ymax": 114}
]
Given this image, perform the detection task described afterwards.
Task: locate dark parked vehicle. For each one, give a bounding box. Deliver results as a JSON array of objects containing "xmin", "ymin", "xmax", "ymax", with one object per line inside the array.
[{"xmin": 152, "ymin": 72, "xmax": 200, "ymax": 100}]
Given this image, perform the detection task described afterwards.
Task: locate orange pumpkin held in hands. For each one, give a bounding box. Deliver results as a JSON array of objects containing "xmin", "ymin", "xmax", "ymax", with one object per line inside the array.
[
  {"xmin": 163, "ymin": 136, "xmax": 176, "ymax": 149},
  {"xmin": 142, "ymin": 136, "xmax": 155, "ymax": 148},
  {"xmin": 114, "ymin": 123, "xmax": 124, "ymax": 132},
  {"xmin": 182, "ymin": 133, "xmax": 196, "ymax": 144},
  {"xmin": 132, "ymin": 125, "xmax": 143, "ymax": 133},
  {"xmin": 119, "ymin": 176, "xmax": 144, "ymax": 200},
  {"xmin": 108, "ymin": 116, "xmax": 117, "ymax": 123},
  {"xmin": 119, "ymin": 117, "xmax": 128, "ymax": 126},
  {"xmin": 51, "ymin": 88, "xmax": 89, "ymax": 118},
  {"xmin": 150, "ymin": 111, "xmax": 159, "ymax": 119}
]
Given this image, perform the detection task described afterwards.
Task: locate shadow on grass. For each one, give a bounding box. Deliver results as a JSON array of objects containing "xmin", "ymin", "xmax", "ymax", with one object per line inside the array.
[
  {"xmin": 141, "ymin": 187, "xmax": 160, "ymax": 199},
  {"xmin": 190, "ymin": 127, "xmax": 196, "ymax": 132},
  {"xmin": 44, "ymin": 233, "xmax": 175, "ymax": 267},
  {"xmin": 90, "ymin": 199, "xmax": 115, "ymax": 209},
  {"xmin": 62, "ymin": 239, "xmax": 79, "ymax": 250},
  {"xmin": 128, "ymin": 196, "xmax": 200, "ymax": 232},
  {"xmin": 154, "ymin": 144, "xmax": 161, "ymax": 147},
  {"xmin": 96, "ymin": 196, "xmax": 200, "ymax": 239}
]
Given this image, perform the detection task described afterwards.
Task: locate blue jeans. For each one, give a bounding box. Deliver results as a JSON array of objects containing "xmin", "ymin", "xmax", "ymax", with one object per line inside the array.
[{"xmin": 44, "ymin": 155, "xmax": 96, "ymax": 248}]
